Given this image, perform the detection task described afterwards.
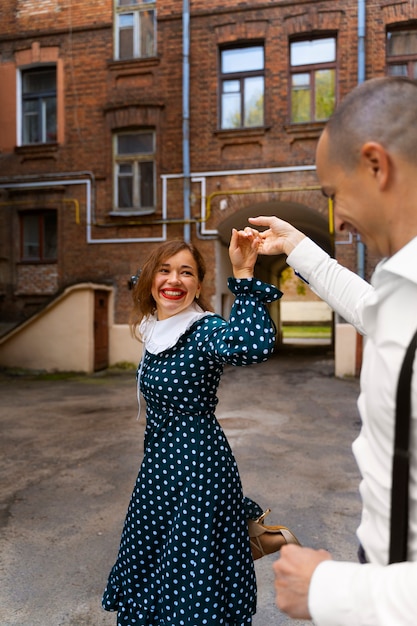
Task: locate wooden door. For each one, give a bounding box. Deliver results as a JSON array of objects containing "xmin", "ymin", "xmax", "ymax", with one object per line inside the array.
[{"xmin": 94, "ymin": 290, "xmax": 109, "ymax": 371}]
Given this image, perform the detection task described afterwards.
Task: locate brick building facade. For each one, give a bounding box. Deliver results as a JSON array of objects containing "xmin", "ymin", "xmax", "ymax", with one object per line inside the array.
[{"xmin": 0, "ymin": 0, "xmax": 416, "ymax": 370}]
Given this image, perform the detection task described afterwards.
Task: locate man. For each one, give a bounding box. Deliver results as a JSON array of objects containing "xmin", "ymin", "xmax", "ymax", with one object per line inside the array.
[{"xmin": 248, "ymin": 76, "xmax": 417, "ymax": 625}]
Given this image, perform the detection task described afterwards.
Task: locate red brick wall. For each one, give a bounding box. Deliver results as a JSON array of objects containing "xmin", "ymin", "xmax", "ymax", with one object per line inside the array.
[{"xmin": 0, "ymin": 0, "xmax": 415, "ymax": 326}]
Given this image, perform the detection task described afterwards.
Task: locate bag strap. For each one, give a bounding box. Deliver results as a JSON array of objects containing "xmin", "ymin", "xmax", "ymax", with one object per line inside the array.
[{"xmin": 389, "ymin": 329, "xmax": 417, "ymax": 564}]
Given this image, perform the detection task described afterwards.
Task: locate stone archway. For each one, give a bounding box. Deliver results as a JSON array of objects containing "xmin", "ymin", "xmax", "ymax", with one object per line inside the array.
[
  {"xmin": 217, "ymin": 199, "xmax": 332, "ymax": 251},
  {"xmin": 216, "ymin": 200, "xmax": 334, "ymax": 350}
]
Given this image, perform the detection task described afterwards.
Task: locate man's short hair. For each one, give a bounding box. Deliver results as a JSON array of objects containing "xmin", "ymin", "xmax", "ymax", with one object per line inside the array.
[{"xmin": 325, "ymin": 76, "xmax": 417, "ymax": 169}]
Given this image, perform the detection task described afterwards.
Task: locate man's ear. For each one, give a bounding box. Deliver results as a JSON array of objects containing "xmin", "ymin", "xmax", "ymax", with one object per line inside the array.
[{"xmin": 361, "ymin": 141, "xmax": 390, "ymax": 189}]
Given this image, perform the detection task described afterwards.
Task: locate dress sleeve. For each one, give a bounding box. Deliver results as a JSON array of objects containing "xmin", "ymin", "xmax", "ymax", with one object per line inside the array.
[{"xmin": 205, "ymin": 278, "xmax": 281, "ymax": 366}]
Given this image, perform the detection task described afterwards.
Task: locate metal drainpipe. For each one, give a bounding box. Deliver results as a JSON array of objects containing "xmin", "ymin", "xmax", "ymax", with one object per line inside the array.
[
  {"xmin": 182, "ymin": 0, "xmax": 191, "ymax": 243},
  {"xmin": 357, "ymin": 0, "xmax": 366, "ymax": 279}
]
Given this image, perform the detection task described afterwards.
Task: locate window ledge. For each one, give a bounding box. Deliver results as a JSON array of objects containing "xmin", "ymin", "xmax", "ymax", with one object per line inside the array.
[
  {"xmin": 15, "ymin": 143, "xmax": 59, "ymax": 160},
  {"xmin": 17, "ymin": 260, "xmax": 57, "ymax": 265},
  {"xmin": 214, "ymin": 126, "xmax": 270, "ymax": 140},
  {"xmin": 109, "ymin": 209, "xmax": 156, "ymax": 217},
  {"xmin": 107, "ymin": 57, "xmax": 161, "ymax": 72},
  {"xmin": 103, "ymin": 99, "xmax": 165, "ymax": 113},
  {"xmin": 284, "ymin": 122, "xmax": 326, "ymax": 142}
]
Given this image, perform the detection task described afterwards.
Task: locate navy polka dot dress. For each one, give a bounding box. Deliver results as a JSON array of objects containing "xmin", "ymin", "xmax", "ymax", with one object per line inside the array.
[{"xmin": 102, "ymin": 278, "xmax": 281, "ymax": 625}]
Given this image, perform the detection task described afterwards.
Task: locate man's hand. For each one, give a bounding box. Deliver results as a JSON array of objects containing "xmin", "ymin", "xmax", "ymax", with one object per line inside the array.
[
  {"xmin": 229, "ymin": 227, "xmax": 259, "ymax": 278},
  {"xmin": 248, "ymin": 216, "xmax": 306, "ymax": 257},
  {"xmin": 273, "ymin": 544, "xmax": 332, "ymax": 619}
]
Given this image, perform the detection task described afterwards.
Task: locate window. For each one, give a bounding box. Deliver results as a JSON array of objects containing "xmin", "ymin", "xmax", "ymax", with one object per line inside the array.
[
  {"xmin": 21, "ymin": 66, "xmax": 57, "ymax": 144},
  {"xmin": 220, "ymin": 45, "xmax": 264, "ymax": 130},
  {"xmin": 387, "ymin": 29, "xmax": 417, "ymax": 78},
  {"xmin": 114, "ymin": 130, "xmax": 155, "ymax": 213},
  {"xmin": 20, "ymin": 211, "xmax": 57, "ymax": 262},
  {"xmin": 290, "ymin": 37, "xmax": 336, "ymax": 123},
  {"xmin": 115, "ymin": 0, "xmax": 156, "ymax": 60}
]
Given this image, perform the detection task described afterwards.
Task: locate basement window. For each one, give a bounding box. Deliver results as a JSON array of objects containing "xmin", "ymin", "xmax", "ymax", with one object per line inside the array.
[
  {"xmin": 20, "ymin": 210, "xmax": 57, "ymax": 262},
  {"xmin": 113, "ymin": 130, "xmax": 156, "ymax": 214},
  {"xmin": 115, "ymin": 0, "xmax": 156, "ymax": 60}
]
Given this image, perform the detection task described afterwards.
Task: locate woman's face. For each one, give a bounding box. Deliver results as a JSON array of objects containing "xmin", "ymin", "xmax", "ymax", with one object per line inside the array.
[{"xmin": 151, "ymin": 249, "xmax": 201, "ymax": 320}]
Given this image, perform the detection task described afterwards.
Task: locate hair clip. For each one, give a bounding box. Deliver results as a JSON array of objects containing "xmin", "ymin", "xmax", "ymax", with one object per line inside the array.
[{"xmin": 128, "ymin": 269, "xmax": 142, "ymax": 290}]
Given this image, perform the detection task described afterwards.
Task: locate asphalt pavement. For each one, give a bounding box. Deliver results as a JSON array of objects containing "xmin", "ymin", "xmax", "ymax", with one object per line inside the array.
[{"xmin": 0, "ymin": 346, "xmax": 362, "ymax": 626}]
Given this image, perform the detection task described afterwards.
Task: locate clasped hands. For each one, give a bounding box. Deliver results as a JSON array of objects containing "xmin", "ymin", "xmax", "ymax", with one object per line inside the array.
[{"xmin": 229, "ymin": 216, "xmax": 307, "ymax": 279}]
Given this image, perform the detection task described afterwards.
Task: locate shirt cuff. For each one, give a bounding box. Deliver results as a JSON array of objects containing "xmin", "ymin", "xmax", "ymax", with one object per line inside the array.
[
  {"xmin": 309, "ymin": 560, "xmax": 361, "ymax": 625},
  {"xmin": 310, "ymin": 558, "xmax": 417, "ymax": 626},
  {"xmin": 308, "ymin": 560, "xmax": 372, "ymax": 626},
  {"xmin": 227, "ymin": 277, "xmax": 282, "ymax": 303},
  {"xmin": 287, "ymin": 237, "xmax": 330, "ymax": 283}
]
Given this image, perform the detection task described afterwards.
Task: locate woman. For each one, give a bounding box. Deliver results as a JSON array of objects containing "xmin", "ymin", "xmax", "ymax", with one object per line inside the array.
[{"xmin": 102, "ymin": 230, "xmax": 294, "ymax": 625}]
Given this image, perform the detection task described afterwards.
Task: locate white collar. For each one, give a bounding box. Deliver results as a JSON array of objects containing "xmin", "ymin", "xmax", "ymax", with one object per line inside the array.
[
  {"xmin": 375, "ymin": 235, "xmax": 417, "ymax": 285},
  {"xmin": 139, "ymin": 303, "xmax": 211, "ymax": 354}
]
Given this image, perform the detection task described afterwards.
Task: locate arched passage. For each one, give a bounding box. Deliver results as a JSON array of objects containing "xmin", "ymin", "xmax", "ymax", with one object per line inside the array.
[{"xmin": 215, "ymin": 200, "xmax": 334, "ymax": 350}]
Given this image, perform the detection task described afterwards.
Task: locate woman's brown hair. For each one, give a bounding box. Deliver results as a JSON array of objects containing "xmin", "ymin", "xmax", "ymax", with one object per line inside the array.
[{"xmin": 130, "ymin": 240, "xmax": 212, "ymax": 339}]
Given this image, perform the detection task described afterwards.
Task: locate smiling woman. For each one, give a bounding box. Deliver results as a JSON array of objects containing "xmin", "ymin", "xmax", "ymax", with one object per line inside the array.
[
  {"xmin": 150, "ymin": 250, "xmax": 201, "ymax": 320},
  {"xmin": 102, "ymin": 234, "xmax": 298, "ymax": 626},
  {"xmin": 130, "ymin": 240, "xmax": 210, "ymax": 324}
]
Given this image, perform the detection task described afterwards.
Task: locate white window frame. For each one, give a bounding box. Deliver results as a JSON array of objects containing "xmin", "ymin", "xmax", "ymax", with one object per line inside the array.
[
  {"xmin": 289, "ymin": 37, "xmax": 337, "ymax": 124},
  {"xmin": 114, "ymin": 0, "xmax": 157, "ymax": 61},
  {"xmin": 113, "ymin": 130, "xmax": 156, "ymax": 215},
  {"xmin": 219, "ymin": 44, "xmax": 265, "ymax": 130}
]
